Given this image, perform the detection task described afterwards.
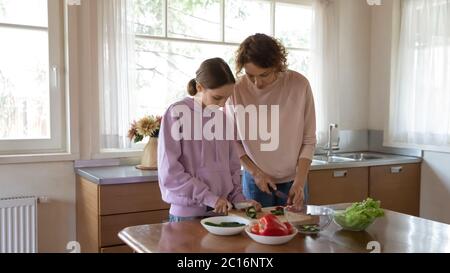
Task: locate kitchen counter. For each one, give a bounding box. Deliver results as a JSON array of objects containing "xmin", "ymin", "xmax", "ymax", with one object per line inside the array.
[
  {"xmin": 118, "ymin": 204, "xmax": 450, "ymax": 253},
  {"xmin": 311, "ymin": 152, "xmax": 421, "ymax": 170},
  {"xmin": 75, "ymin": 166, "xmax": 158, "ymax": 185},
  {"xmin": 76, "ymin": 152, "xmax": 422, "ymax": 185}
]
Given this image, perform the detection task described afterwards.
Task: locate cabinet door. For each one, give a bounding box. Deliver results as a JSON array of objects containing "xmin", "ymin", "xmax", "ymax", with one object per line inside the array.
[
  {"xmin": 308, "ymin": 168, "xmax": 369, "ymax": 205},
  {"xmin": 101, "ymin": 245, "xmax": 134, "ymax": 253},
  {"xmin": 369, "ymin": 163, "xmax": 421, "ymax": 216},
  {"xmin": 100, "ymin": 210, "xmax": 169, "ymax": 247},
  {"xmin": 99, "ymin": 182, "xmax": 170, "ymax": 215}
]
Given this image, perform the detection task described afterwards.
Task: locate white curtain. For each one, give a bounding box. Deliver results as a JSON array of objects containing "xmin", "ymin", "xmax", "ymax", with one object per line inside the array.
[
  {"xmin": 311, "ymin": 0, "xmax": 340, "ymax": 145},
  {"xmin": 388, "ymin": 0, "xmax": 450, "ymax": 151},
  {"xmin": 97, "ymin": 0, "xmax": 136, "ymax": 150}
]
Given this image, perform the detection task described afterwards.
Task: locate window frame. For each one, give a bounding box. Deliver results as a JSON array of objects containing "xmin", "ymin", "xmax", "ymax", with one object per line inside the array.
[
  {"xmin": 0, "ymin": 0, "xmax": 67, "ymax": 155},
  {"xmin": 135, "ymin": 0, "xmax": 312, "ymax": 53},
  {"xmin": 97, "ymin": 0, "xmax": 314, "ymax": 155}
]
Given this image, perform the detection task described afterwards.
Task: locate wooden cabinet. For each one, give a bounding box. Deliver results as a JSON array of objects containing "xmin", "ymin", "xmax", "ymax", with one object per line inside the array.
[
  {"xmin": 308, "ymin": 167, "xmax": 369, "ymax": 205},
  {"xmin": 100, "ymin": 245, "xmax": 134, "ymax": 253},
  {"xmin": 369, "ymin": 163, "xmax": 421, "ymax": 216},
  {"xmin": 308, "ymin": 163, "xmax": 421, "ymax": 217},
  {"xmin": 76, "ymin": 176, "xmax": 169, "ymax": 253}
]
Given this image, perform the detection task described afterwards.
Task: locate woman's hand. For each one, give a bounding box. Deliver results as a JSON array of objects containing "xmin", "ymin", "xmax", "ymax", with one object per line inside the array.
[
  {"xmin": 247, "ymin": 199, "xmax": 262, "ymax": 211},
  {"xmin": 214, "ymin": 197, "xmax": 233, "ymax": 215},
  {"xmin": 253, "ymin": 169, "xmax": 277, "ymax": 195},
  {"xmin": 288, "ymin": 158, "xmax": 311, "ymax": 209},
  {"xmin": 287, "ymin": 184, "xmax": 305, "ymax": 209},
  {"xmin": 241, "ymin": 155, "xmax": 277, "ymax": 195}
]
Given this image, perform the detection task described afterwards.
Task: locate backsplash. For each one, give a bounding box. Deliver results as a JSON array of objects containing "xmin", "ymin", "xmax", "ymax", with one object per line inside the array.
[
  {"xmin": 314, "ymin": 129, "xmax": 422, "ymax": 157},
  {"xmin": 368, "ymin": 130, "xmax": 422, "ymax": 157},
  {"xmin": 315, "ymin": 130, "xmax": 368, "ymax": 155},
  {"xmin": 75, "ymin": 130, "xmax": 423, "ymax": 168}
]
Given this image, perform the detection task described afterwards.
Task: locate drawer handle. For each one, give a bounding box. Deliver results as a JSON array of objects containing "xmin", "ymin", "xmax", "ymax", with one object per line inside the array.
[
  {"xmin": 390, "ymin": 166, "xmax": 403, "ymax": 174},
  {"xmin": 333, "ymin": 170, "xmax": 348, "ymax": 178}
]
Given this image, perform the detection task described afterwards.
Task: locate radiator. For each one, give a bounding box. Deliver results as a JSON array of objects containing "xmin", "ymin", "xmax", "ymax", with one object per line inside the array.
[{"xmin": 0, "ymin": 196, "xmax": 38, "ymax": 253}]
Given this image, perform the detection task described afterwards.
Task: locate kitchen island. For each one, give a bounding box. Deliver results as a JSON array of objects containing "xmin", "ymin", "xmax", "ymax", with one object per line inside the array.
[
  {"xmin": 76, "ymin": 152, "xmax": 423, "ymax": 252},
  {"xmin": 118, "ymin": 205, "xmax": 450, "ymax": 253}
]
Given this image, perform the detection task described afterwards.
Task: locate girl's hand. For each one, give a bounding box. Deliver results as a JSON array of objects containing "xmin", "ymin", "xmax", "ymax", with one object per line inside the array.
[
  {"xmin": 214, "ymin": 197, "xmax": 232, "ymax": 215},
  {"xmin": 253, "ymin": 169, "xmax": 277, "ymax": 194},
  {"xmin": 287, "ymin": 185, "xmax": 305, "ymax": 209}
]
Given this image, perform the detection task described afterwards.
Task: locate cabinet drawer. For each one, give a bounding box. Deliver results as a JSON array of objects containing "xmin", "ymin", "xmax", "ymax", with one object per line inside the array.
[
  {"xmin": 100, "ymin": 245, "xmax": 134, "ymax": 253},
  {"xmin": 369, "ymin": 163, "xmax": 421, "ymax": 216},
  {"xmin": 308, "ymin": 167, "xmax": 369, "ymax": 205},
  {"xmin": 100, "ymin": 210, "xmax": 169, "ymax": 247},
  {"xmin": 99, "ymin": 182, "xmax": 169, "ymax": 215}
]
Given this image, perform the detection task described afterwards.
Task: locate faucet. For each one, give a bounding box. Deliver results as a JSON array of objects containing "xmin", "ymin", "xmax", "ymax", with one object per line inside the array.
[{"xmin": 326, "ymin": 123, "xmax": 339, "ymax": 157}]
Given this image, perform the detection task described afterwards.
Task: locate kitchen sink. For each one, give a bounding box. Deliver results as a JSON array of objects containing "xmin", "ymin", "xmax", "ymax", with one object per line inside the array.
[
  {"xmin": 313, "ymin": 152, "xmax": 387, "ymax": 164},
  {"xmin": 313, "ymin": 155, "xmax": 356, "ymax": 163},
  {"xmin": 337, "ymin": 153, "xmax": 385, "ymax": 161}
]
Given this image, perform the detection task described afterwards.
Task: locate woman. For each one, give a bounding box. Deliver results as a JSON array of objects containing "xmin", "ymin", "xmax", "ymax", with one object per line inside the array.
[
  {"xmin": 228, "ymin": 34, "xmax": 317, "ymax": 209},
  {"xmin": 158, "ymin": 58, "xmax": 261, "ymax": 222}
]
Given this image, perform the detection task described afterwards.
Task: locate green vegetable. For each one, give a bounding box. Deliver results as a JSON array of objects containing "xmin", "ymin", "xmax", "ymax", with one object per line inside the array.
[
  {"xmin": 334, "ymin": 198, "xmax": 385, "ymax": 231},
  {"xmin": 270, "ymin": 206, "xmax": 284, "ymax": 216},
  {"xmin": 204, "ymin": 222, "xmax": 246, "ymax": 228},
  {"xmin": 270, "ymin": 210, "xmax": 284, "ymax": 216},
  {"xmin": 299, "ymin": 224, "xmax": 320, "ymax": 233},
  {"xmin": 246, "ymin": 206, "xmax": 257, "ymax": 219}
]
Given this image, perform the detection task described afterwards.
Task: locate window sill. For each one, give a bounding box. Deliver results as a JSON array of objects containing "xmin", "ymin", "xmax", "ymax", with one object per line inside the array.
[
  {"xmin": 92, "ymin": 149, "xmax": 143, "ymax": 160},
  {"xmin": 384, "ymin": 141, "xmax": 449, "ymax": 154},
  {"xmin": 0, "ymin": 153, "xmax": 80, "ymax": 165}
]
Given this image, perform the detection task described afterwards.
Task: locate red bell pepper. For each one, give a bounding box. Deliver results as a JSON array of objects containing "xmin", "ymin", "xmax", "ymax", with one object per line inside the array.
[
  {"xmin": 254, "ymin": 214, "xmax": 290, "ymax": 236},
  {"xmin": 284, "ymin": 222, "xmax": 294, "ymax": 235},
  {"xmin": 250, "ymin": 222, "xmax": 260, "ymax": 234}
]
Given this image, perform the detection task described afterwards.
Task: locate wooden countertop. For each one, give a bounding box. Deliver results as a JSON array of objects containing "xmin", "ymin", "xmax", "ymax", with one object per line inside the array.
[{"xmin": 118, "ymin": 205, "xmax": 450, "ymax": 253}]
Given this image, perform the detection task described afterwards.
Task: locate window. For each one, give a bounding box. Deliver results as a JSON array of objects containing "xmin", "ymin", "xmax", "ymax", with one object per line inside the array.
[
  {"xmin": 99, "ymin": 0, "xmax": 313, "ymax": 151},
  {"xmin": 388, "ymin": 0, "xmax": 450, "ymax": 151},
  {"xmin": 0, "ymin": 0, "xmax": 66, "ymax": 155},
  {"xmin": 134, "ymin": 0, "xmax": 312, "ymax": 117}
]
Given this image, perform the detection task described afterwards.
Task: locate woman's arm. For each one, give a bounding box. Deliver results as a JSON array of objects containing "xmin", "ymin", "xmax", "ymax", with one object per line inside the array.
[
  {"xmin": 288, "ymin": 158, "xmax": 312, "ymax": 207},
  {"xmin": 226, "ymin": 96, "xmax": 276, "ymax": 194},
  {"xmin": 288, "ymin": 82, "xmax": 317, "ymax": 207},
  {"xmin": 240, "ymin": 153, "xmax": 277, "ymax": 194}
]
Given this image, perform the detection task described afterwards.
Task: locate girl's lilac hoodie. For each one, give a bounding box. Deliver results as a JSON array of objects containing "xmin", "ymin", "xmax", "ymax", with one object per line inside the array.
[{"xmin": 158, "ymin": 97, "xmax": 246, "ymax": 217}]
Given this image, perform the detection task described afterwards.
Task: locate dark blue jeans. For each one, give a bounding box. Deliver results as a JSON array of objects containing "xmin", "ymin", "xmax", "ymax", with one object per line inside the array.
[{"xmin": 242, "ymin": 170, "xmax": 309, "ymax": 208}]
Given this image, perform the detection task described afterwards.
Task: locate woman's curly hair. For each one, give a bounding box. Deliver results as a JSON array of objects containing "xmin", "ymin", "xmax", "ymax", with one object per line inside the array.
[{"xmin": 235, "ymin": 33, "xmax": 288, "ymax": 75}]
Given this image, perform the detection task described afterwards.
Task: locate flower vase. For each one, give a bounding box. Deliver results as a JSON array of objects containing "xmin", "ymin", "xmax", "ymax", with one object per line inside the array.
[{"xmin": 136, "ymin": 137, "xmax": 158, "ymax": 170}]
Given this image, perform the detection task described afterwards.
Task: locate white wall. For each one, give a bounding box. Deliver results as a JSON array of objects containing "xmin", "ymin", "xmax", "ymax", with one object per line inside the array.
[
  {"xmin": 338, "ymin": 0, "xmax": 371, "ymax": 130},
  {"xmin": 369, "ymin": 0, "xmax": 394, "ymax": 130},
  {"xmin": 0, "ymin": 162, "xmax": 76, "ymax": 253},
  {"xmin": 0, "ymin": 5, "xmax": 81, "ymax": 253},
  {"xmin": 369, "ymin": 0, "xmax": 450, "ymax": 224}
]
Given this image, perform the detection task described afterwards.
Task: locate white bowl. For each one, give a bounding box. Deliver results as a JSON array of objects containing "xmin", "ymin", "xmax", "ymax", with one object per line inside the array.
[
  {"xmin": 245, "ymin": 226, "xmax": 298, "ymax": 245},
  {"xmin": 201, "ymin": 216, "xmax": 250, "ymax": 236}
]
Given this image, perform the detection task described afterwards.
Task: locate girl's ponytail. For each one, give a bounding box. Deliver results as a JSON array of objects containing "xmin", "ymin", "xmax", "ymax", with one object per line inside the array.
[{"xmin": 187, "ymin": 79, "xmax": 198, "ymax": 96}]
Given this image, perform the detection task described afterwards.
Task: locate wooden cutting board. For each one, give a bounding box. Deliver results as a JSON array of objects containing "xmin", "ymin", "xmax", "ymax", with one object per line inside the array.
[{"xmin": 229, "ymin": 206, "xmax": 318, "ymax": 225}]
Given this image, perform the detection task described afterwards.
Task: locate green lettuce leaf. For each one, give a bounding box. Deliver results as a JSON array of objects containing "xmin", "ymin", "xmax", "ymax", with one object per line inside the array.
[{"xmin": 334, "ymin": 198, "xmax": 385, "ymax": 230}]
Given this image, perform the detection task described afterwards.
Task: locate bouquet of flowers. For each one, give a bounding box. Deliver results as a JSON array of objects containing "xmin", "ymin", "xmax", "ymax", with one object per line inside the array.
[{"xmin": 128, "ymin": 115, "xmax": 162, "ymax": 143}]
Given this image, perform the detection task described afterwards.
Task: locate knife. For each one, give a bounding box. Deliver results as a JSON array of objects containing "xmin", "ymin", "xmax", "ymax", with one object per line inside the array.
[{"xmin": 271, "ymin": 188, "xmax": 289, "ymax": 202}]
